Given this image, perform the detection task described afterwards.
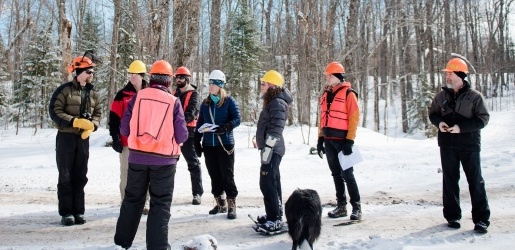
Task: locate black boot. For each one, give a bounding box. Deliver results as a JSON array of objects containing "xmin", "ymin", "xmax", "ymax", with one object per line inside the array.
[
  {"xmin": 209, "ymin": 196, "xmax": 227, "ymax": 215},
  {"xmin": 74, "ymin": 214, "xmax": 86, "ymax": 225},
  {"xmin": 227, "ymin": 198, "xmax": 237, "ymax": 219},
  {"xmin": 350, "ymin": 202, "xmax": 362, "ymax": 220},
  {"xmin": 61, "ymin": 214, "xmax": 75, "ymax": 226},
  {"xmin": 328, "ymin": 200, "xmax": 347, "ymax": 218}
]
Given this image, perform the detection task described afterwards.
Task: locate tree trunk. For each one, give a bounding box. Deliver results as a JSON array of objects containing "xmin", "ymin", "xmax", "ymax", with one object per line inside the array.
[
  {"xmin": 108, "ymin": 0, "xmax": 121, "ymax": 112},
  {"xmin": 173, "ymin": 0, "xmax": 201, "ymax": 67},
  {"xmin": 209, "ymin": 0, "xmax": 222, "ymax": 71}
]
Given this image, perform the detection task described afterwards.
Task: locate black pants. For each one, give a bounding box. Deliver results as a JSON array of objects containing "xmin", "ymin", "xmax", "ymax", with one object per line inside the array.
[
  {"xmin": 260, "ymin": 153, "xmax": 283, "ymax": 221},
  {"xmin": 114, "ymin": 163, "xmax": 176, "ymax": 250},
  {"xmin": 325, "ymin": 139, "xmax": 360, "ymax": 206},
  {"xmin": 181, "ymin": 135, "xmax": 203, "ymax": 196},
  {"xmin": 203, "ymin": 145, "xmax": 238, "ymax": 198},
  {"xmin": 55, "ymin": 131, "xmax": 89, "ymax": 216},
  {"xmin": 440, "ymin": 147, "xmax": 490, "ymax": 224}
]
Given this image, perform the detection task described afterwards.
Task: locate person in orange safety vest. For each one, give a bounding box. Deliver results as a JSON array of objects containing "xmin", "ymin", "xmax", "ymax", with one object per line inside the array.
[{"xmin": 317, "ymin": 61, "xmax": 362, "ymax": 221}]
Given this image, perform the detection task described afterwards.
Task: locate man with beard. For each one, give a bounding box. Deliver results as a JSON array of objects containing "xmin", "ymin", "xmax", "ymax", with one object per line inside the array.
[
  {"xmin": 49, "ymin": 51, "xmax": 102, "ymax": 226},
  {"xmin": 429, "ymin": 58, "xmax": 490, "ymax": 233},
  {"xmin": 173, "ymin": 66, "xmax": 203, "ymax": 205}
]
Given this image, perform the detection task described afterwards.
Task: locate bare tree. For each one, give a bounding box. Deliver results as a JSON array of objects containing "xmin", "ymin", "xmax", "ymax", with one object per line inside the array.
[
  {"xmin": 209, "ymin": 0, "xmax": 222, "ymax": 72},
  {"xmin": 172, "ymin": 0, "xmax": 201, "ymax": 67}
]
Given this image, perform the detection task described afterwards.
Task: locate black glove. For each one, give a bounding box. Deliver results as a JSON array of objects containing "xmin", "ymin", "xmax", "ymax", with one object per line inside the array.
[
  {"xmin": 111, "ymin": 136, "xmax": 123, "ymax": 153},
  {"xmin": 342, "ymin": 139, "xmax": 354, "ymax": 156},
  {"xmin": 194, "ymin": 139, "xmax": 203, "ymax": 158},
  {"xmin": 214, "ymin": 123, "xmax": 232, "ymax": 135},
  {"xmin": 316, "ymin": 137, "xmax": 325, "ymax": 159}
]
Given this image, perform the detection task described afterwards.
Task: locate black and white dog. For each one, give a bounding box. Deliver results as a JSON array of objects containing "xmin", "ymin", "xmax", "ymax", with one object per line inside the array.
[{"xmin": 285, "ymin": 189, "xmax": 322, "ymax": 250}]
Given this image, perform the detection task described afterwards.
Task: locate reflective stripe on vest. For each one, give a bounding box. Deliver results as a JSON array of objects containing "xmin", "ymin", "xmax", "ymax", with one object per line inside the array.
[
  {"xmin": 320, "ymin": 85, "xmax": 350, "ymax": 132},
  {"xmin": 182, "ymin": 91, "xmax": 198, "ymax": 127},
  {"xmin": 128, "ymin": 88, "xmax": 181, "ymax": 157}
]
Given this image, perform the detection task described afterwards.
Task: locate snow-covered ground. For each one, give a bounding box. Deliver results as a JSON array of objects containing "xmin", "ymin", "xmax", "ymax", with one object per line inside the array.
[{"xmin": 0, "ymin": 110, "xmax": 514, "ymax": 249}]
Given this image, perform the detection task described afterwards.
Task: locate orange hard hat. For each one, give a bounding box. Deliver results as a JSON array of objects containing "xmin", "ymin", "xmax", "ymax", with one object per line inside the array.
[
  {"xmin": 67, "ymin": 56, "xmax": 96, "ymax": 73},
  {"xmin": 149, "ymin": 60, "xmax": 174, "ymax": 76},
  {"xmin": 442, "ymin": 58, "xmax": 469, "ymax": 73},
  {"xmin": 325, "ymin": 62, "xmax": 345, "ymax": 74},
  {"xmin": 175, "ymin": 66, "xmax": 191, "ymax": 76}
]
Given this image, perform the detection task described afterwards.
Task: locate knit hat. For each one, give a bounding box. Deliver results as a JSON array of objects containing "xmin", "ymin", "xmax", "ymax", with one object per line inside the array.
[
  {"xmin": 75, "ymin": 66, "xmax": 93, "ymax": 76},
  {"xmin": 454, "ymin": 71, "xmax": 467, "ymax": 80},
  {"xmin": 150, "ymin": 74, "xmax": 172, "ymax": 87},
  {"xmin": 333, "ymin": 73, "xmax": 345, "ymax": 82}
]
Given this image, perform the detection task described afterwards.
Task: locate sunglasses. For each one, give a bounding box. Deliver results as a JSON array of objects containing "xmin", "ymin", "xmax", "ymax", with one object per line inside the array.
[
  {"xmin": 176, "ymin": 75, "xmax": 187, "ymax": 80},
  {"xmin": 85, "ymin": 70, "xmax": 95, "ymax": 75}
]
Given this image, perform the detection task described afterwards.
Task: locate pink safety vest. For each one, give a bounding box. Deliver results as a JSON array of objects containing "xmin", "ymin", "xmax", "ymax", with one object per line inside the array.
[{"xmin": 128, "ymin": 88, "xmax": 181, "ymax": 157}]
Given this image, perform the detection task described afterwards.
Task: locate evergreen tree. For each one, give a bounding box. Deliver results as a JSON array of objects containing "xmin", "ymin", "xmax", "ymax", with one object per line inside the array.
[
  {"xmin": 224, "ymin": 2, "xmax": 263, "ymax": 122},
  {"xmin": 117, "ymin": 2, "xmax": 140, "ymax": 87},
  {"xmin": 18, "ymin": 25, "xmax": 62, "ymax": 128},
  {"xmin": 407, "ymin": 74, "xmax": 435, "ymax": 137}
]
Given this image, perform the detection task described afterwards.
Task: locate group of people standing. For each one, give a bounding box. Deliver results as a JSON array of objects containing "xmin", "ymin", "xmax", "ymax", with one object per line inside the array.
[{"xmin": 48, "ymin": 52, "xmax": 491, "ymax": 249}]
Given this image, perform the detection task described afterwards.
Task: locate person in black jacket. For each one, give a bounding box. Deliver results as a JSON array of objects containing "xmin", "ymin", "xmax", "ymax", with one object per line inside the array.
[
  {"xmin": 254, "ymin": 70, "xmax": 292, "ymax": 232},
  {"xmin": 173, "ymin": 66, "xmax": 204, "ymax": 205},
  {"xmin": 429, "ymin": 58, "xmax": 490, "ymax": 233}
]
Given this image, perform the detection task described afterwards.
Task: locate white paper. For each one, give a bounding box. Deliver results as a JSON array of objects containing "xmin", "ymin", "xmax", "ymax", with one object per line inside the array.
[
  {"xmin": 197, "ymin": 123, "xmax": 219, "ymax": 133},
  {"xmin": 338, "ymin": 145, "xmax": 363, "ymax": 171}
]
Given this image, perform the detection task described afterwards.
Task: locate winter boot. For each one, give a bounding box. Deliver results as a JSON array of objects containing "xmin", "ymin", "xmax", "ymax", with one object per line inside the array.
[
  {"xmin": 447, "ymin": 219, "xmax": 461, "ymax": 229},
  {"xmin": 350, "ymin": 202, "xmax": 362, "ymax": 220},
  {"xmin": 474, "ymin": 221, "xmax": 489, "ymax": 233},
  {"xmin": 328, "ymin": 200, "xmax": 347, "ymax": 218},
  {"xmin": 74, "ymin": 214, "xmax": 86, "ymax": 225},
  {"xmin": 61, "ymin": 215, "xmax": 75, "ymax": 226},
  {"xmin": 209, "ymin": 196, "xmax": 227, "ymax": 215},
  {"xmin": 192, "ymin": 194, "xmax": 201, "ymax": 205},
  {"xmin": 259, "ymin": 219, "xmax": 284, "ymax": 232},
  {"xmin": 227, "ymin": 198, "xmax": 237, "ymax": 219}
]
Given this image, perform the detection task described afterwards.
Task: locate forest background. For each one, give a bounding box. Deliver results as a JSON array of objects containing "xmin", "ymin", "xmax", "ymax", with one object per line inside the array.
[{"xmin": 0, "ymin": 0, "xmax": 514, "ymax": 142}]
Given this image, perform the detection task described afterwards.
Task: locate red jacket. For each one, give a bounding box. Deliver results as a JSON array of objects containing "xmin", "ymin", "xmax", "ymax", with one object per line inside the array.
[{"xmin": 109, "ymin": 81, "xmax": 146, "ymax": 146}]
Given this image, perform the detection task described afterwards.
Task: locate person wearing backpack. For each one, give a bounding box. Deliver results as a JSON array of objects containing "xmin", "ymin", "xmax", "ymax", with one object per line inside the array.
[{"xmin": 317, "ymin": 61, "xmax": 362, "ymax": 221}]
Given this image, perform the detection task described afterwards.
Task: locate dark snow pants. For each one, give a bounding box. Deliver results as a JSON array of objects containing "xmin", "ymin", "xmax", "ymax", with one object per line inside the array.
[
  {"xmin": 203, "ymin": 145, "xmax": 238, "ymax": 198},
  {"xmin": 55, "ymin": 131, "xmax": 89, "ymax": 216},
  {"xmin": 114, "ymin": 163, "xmax": 176, "ymax": 250},
  {"xmin": 324, "ymin": 139, "xmax": 361, "ymax": 207},
  {"xmin": 260, "ymin": 153, "xmax": 283, "ymax": 221},
  {"xmin": 440, "ymin": 147, "xmax": 490, "ymax": 224},
  {"xmin": 181, "ymin": 135, "xmax": 204, "ymax": 196}
]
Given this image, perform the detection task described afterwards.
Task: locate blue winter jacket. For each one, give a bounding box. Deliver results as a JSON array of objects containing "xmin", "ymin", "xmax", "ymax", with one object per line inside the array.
[{"xmin": 196, "ymin": 96, "xmax": 241, "ymax": 146}]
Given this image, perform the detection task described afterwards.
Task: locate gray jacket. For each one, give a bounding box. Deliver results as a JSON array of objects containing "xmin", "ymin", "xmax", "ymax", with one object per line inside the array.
[{"xmin": 256, "ymin": 88, "xmax": 293, "ymax": 156}]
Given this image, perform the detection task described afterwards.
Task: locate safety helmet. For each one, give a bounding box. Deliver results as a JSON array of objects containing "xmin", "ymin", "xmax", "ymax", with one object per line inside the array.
[
  {"xmin": 325, "ymin": 62, "xmax": 345, "ymax": 74},
  {"xmin": 67, "ymin": 56, "xmax": 96, "ymax": 73},
  {"xmin": 149, "ymin": 60, "xmax": 174, "ymax": 76},
  {"xmin": 175, "ymin": 66, "xmax": 191, "ymax": 76},
  {"xmin": 208, "ymin": 70, "xmax": 226, "ymax": 82},
  {"xmin": 127, "ymin": 60, "xmax": 147, "ymax": 74},
  {"xmin": 441, "ymin": 58, "xmax": 469, "ymax": 73},
  {"xmin": 261, "ymin": 70, "xmax": 284, "ymax": 87}
]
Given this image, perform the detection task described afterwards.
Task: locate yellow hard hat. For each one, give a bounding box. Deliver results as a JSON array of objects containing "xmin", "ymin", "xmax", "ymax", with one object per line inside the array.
[
  {"xmin": 127, "ymin": 60, "xmax": 147, "ymax": 74},
  {"xmin": 261, "ymin": 70, "xmax": 284, "ymax": 87}
]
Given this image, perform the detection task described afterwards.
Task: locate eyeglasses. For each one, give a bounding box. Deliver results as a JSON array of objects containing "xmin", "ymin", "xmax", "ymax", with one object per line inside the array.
[
  {"xmin": 85, "ymin": 70, "xmax": 95, "ymax": 75},
  {"xmin": 176, "ymin": 75, "xmax": 186, "ymax": 80}
]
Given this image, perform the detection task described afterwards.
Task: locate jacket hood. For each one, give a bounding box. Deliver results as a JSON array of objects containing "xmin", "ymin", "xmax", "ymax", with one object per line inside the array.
[{"xmin": 278, "ymin": 88, "xmax": 293, "ymax": 104}]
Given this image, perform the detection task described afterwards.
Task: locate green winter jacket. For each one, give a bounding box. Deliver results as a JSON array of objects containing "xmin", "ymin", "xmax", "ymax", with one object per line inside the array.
[{"xmin": 49, "ymin": 78, "xmax": 102, "ymax": 134}]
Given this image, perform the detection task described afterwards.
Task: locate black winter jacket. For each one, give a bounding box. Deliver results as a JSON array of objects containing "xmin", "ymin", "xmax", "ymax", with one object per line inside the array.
[
  {"xmin": 256, "ymin": 88, "xmax": 293, "ymax": 156},
  {"xmin": 428, "ymin": 80, "xmax": 489, "ymax": 151}
]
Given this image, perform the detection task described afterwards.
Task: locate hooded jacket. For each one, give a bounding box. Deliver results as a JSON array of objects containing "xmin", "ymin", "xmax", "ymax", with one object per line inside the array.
[
  {"xmin": 256, "ymin": 88, "xmax": 293, "ymax": 156},
  {"xmin": 429, "ymin": 80, "xmax": 489, "ymax": 151}
]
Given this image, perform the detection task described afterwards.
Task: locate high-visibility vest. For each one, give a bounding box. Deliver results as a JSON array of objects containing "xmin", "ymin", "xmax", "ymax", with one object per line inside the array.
[{"xmin": 128, "ymin": 87, "xmax": 181, "ymax": 157}]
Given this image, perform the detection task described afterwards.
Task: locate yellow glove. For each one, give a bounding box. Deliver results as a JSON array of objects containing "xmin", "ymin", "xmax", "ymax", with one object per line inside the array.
[
  {"xmin": 73, "ymin": 118, "xmax": 94, "ymax": 130},
  {"xmin": 81, "ymin": 129, "xmax": 93, "ymax": 139}
]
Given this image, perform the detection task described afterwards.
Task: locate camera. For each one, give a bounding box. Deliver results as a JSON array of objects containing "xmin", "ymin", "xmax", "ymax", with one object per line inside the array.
[{"xmin": 81, "ymin": 112, "xmax": 92, "ymax": 121}]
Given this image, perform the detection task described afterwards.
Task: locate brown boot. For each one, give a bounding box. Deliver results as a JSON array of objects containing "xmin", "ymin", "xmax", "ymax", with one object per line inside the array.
[
  {"xmin": 209, "ymin": 196, "xmax": 227, "ymax": 215},
  {"xmin": 227, "ymin": 198, "xmax": 237, "ymax": 219}
]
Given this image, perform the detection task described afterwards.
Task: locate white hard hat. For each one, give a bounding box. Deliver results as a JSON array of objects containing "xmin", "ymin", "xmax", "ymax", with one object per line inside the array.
[{"xmin": 209, "ymin": 70, "xmax": 226, "ymax": 82}]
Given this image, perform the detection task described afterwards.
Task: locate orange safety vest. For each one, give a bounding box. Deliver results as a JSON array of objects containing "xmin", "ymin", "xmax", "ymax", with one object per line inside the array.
[
  {"xmin": 182, "ymin": 91, "xmax": 198, "ymax": 128},
  {"xmin": 319, "ymin": 82, "xmax": 359, "ymax": 140},
  {"xmin": 128, "ymin": 87, "xmax": 181, "ymax": 157}
]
